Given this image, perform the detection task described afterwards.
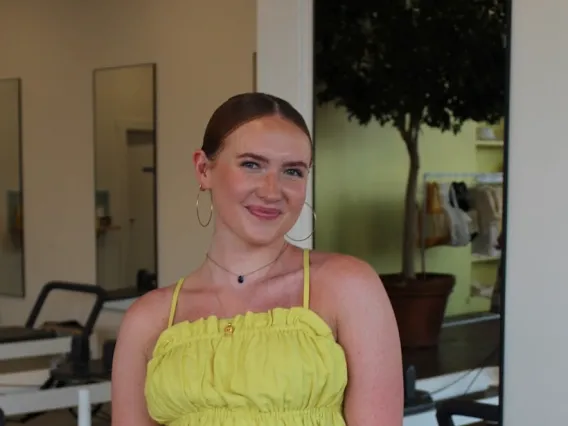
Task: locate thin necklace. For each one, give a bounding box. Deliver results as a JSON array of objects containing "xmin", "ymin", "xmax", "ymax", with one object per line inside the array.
[{"xmin": 206, "ymin": 243, "xmax": 288, "ymax": 284}]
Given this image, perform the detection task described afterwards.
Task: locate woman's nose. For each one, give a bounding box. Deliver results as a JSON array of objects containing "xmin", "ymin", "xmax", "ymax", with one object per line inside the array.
[{"xmin": 257, "ymin": 172, "xmax": 282, "ymax": 201}]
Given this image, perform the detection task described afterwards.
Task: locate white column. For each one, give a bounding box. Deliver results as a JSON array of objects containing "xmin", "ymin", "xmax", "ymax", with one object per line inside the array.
[
  {"xmin": 504, "ymin": 0, "xmax": 568, "ymax": 424},
  {"xmin": 256, "ymin": 0, "xmax": 314, "ymax": 249}
]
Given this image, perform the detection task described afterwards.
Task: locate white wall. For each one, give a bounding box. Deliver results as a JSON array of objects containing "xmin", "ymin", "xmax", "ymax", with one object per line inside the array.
[
  {"xmin": 257, "ymin": 0, "xmax": 314, "ymax": 248},
  {"xmin": 0, "ymin": 78, "xmax": 23, "ymax": 297},
  {"xmin": 503, "ymin": 0, "xmax": 568, "ymax": 423},
  {"xmin": 0, "ymin": 0, "xmax": 256, "ymax": 331}
]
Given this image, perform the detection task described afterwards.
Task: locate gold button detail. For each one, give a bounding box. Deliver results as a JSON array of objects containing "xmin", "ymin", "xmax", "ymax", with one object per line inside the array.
[{"xmin": 224, "ymin": 323, "xmax": 235, "ymax": 336}]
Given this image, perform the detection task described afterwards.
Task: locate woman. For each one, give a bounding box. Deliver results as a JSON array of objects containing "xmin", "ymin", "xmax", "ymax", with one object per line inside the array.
[{"xmin": 111, "ymin": 93, "xmax": 403, "ymax": 426}]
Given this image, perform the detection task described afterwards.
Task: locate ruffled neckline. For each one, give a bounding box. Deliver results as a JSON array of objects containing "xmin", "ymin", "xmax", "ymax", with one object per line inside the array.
[{"xmin": 149, "ymin": 307, "xmax": 340, "ymax": 361}]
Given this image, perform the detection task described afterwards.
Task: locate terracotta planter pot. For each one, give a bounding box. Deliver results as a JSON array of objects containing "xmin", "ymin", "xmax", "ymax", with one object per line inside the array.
[{"xmin": 382, "ymin": 273, "xmax": 456, "ymax": 348}]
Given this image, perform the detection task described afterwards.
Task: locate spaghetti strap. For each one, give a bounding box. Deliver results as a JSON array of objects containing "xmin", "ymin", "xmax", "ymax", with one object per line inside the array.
[
  {"xmin": 302, "ymin": 249, "xmax": 310, "ymax": 309},
  {"xmin": 168, "ymin": 278, "xmax": 185, "ymax": 328}
]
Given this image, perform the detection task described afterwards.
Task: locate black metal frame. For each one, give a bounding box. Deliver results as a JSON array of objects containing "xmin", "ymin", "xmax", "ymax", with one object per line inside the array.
[
  {"xmin": 7, "ymin": 281, "xmax": 108, "ymax": 424},
  {"xmin": 0, "ymin": 77, "xmax": 25, "ymax": 299},
  {"xmin": 436, "ymin": 400, "xmax": 500, "ymax": 426},
  {"xmin": 24, "ymin": 281, "xmax": 107, "ymax": 337}
]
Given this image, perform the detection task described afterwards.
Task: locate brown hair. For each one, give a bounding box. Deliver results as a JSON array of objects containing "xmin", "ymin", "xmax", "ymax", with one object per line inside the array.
[{"xmin": 201, "ymin": 92, "xmax": 312, "ymax": 159}]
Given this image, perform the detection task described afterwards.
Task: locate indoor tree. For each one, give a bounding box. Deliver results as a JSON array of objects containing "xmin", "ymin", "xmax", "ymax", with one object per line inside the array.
[{"xmin": 315, "ymin": 0, "xmax": 508, "ymax": 281}]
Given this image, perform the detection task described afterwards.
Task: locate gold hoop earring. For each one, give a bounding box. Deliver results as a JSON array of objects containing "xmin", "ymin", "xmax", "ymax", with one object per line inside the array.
[
  {"xmin": 286, "ymin": 202, "xmax": 316, "ymax": 242},
  {"xmin": 196, "ymin": 186, "xmax": 213, "ymax": 227}
]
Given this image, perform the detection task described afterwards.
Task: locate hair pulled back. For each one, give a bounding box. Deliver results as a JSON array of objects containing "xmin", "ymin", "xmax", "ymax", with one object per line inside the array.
[{"xmin": 201, "ymin": 92, "xmax": 312, "ymax": 160}]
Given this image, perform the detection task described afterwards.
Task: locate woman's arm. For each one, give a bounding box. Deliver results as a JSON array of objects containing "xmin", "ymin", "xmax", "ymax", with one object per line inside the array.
[
  {"xmin": 111, "ymin": 296, "xmax": 160, "ymax": 426},
  {"xmin": 332, "ymin": 256, "xmax": 404, "ymax": 426}
]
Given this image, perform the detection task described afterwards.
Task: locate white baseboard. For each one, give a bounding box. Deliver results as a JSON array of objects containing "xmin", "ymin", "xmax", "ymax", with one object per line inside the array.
[{"xmin": 103, "ymin": 297, "xmax": 137, "ymax": 312}]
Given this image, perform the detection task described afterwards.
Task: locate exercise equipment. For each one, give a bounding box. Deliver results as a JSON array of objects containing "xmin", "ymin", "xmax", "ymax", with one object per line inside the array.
[
  {"xmin": 0, "ymin": 281, "xmax": 109, "ymax": 424},
  {"xmin": 0, "ymin": 281, "xmax": 107, "ymax": 361},
  {"xmin": 403, "ymin": 364, "xmax": 435, "ymax": 416},
  {"xmin": 436, "ymin": 399, "xmax": 499, "ymax": 426},
  {"xmin": 136, "ymin": 268, "xmax": 157, "ymax": 293},
  {"xmin": 403, "ymin": 358, "xmax": 499, "ymax": 426},
  {"xmin": 0, "ymin": 335, "xmax": 115, "ymax": 426}
]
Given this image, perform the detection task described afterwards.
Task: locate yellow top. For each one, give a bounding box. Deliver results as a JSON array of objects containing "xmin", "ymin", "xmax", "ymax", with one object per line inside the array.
[{"xmin": 145, "ymin": 249, "xmax": 348, "ymax": 426}]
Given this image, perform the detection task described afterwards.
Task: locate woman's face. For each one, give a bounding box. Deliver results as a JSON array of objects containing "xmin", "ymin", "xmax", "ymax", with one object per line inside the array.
[{"xmin": 194, "ymin": 115, "xmax": 312, "ymax": 246}]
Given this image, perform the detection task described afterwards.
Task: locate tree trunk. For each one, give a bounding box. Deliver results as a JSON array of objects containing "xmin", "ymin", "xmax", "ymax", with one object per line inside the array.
[{"xmin": 401, "ymin": 133, "xmax": 420, "ymax": 280}]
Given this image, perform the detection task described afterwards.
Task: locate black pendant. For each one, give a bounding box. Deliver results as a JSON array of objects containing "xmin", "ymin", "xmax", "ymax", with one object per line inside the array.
[{"xmin": 237, "ymin": 275, "xmax": 244, "ymax": 284}]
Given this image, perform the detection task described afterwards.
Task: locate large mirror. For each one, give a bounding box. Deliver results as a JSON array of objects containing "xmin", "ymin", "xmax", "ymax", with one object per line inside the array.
[
  {"xmin": 314, "ymin": 1, "xmax": 507, "ymax": 423},
  {"xmin": 0, "ymin": 78, "xmax": 24, "ymax": 298},
  {"xmin": 94, "ymin": 64, "xmax": 157, "ymax": 295}
]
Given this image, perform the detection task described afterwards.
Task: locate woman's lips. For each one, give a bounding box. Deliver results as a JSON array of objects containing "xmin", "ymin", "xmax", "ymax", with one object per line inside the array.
[{"xmin": 246, "ymin": 205, "xmax": 282, "ymax": 220}]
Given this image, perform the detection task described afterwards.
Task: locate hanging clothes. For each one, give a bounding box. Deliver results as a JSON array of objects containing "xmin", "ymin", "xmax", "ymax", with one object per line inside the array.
[
  {"xmin": 470, "ymin": 184, "xmax": 503, "ymax": 257},
  {"xmin": 438, "ymin": 182, "xmax": 471, "ymax": 247},
  {"xmin": 448, "ymin": 181, "xmax": 479, "ymax": 241}
]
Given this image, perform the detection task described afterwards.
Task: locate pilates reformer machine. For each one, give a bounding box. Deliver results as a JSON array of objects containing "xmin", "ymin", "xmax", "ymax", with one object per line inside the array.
[
  {"xmin": 436, "ymin": 398, "xmax": 500, "ymax": 425},
  {"xmin": 0, "ymin": 281, "xmax": 112, "ymax": 425},
  {"xmin": 0, "ymin": 281, "xmax": 107, "ymax": 362},
  {"xmin": 0, "ymin": 338, "xmax": 116, "ymax": 426}
]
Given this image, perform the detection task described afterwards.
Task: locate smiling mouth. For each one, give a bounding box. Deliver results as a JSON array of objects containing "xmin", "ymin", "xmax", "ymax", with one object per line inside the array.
[{"xmin": 246, "ymin": 205, "xmax": 282, "ymax": 220}]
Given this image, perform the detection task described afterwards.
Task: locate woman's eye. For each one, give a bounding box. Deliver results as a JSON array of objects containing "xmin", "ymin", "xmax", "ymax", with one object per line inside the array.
[
  {"xmin": 285, "ymin": 168, "xmax": 304, "ymax": 178},
  {"xmin": 241, "ymin": 161, "xmax": 260, "ymax": 169}
]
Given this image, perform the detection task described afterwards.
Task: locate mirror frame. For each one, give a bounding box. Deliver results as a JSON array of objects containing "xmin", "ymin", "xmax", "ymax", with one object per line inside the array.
[
  {"xmin": 92, "ymin": 63, "xmax": 158, "ymax": 294},
  {"xmin": 0, "ymin": 77, "xmax": 25, "ymax": 298}
]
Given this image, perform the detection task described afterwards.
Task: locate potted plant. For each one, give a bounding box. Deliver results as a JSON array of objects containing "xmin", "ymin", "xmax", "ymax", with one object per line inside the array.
[{"xmin": 314, "ymin": 0, "xmax": 508, "ymax": 347}]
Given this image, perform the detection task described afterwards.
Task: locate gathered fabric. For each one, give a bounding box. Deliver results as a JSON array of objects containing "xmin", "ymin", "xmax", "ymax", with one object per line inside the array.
[{"xmin": 144, "ymin": 250, "xmax": 348, "ymax": 426}]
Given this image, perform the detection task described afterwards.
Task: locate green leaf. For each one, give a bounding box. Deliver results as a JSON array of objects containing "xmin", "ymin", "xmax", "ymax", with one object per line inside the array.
[{"xmin": 315, "ymin": 0, "xmax": 508, "ymax": 134}]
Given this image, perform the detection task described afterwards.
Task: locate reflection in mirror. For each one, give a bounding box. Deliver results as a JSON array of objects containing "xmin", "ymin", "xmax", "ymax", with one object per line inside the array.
[
  {"xmin": 94, "ymin": 64, "xmax": 157, "ymax": 295},
  {"xmin": 0, "ymin": 78, "xmax": 24, "ymax": 298},
  {"xmin": 314, "ymin": 1, "xmax": 508, "ymax": 422}
]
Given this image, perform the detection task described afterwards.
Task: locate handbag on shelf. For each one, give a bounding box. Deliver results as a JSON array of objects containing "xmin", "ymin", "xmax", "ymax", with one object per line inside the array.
[{"xmin": 450, "ymin": 181, "xmax": 471, "ymax": 212}]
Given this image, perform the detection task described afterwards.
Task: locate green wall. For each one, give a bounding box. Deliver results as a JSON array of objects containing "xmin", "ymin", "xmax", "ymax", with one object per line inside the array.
[{"xmin": 314, "ymin": 104, "xmax": 503, "ymax": 317}]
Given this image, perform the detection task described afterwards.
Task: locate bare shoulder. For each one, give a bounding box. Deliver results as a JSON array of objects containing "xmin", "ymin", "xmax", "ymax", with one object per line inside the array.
[
  {"xmin": 117, "ymin": 285, "xmax": 177, "ymax": 358},
  {"xmin": 112, "ymin": 284, "xmax": 179, "ymax": 424},
  {"xmin": 309, "ymin": 251, "xmax": 383, "ymax": 296},
  {"xmin": 309, "ymin": 255, "xmax": 402, "ymax": 423},
  {"xmin": 308, "ymin": 251, "xmax": 390, "ymax": 329}
]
